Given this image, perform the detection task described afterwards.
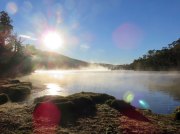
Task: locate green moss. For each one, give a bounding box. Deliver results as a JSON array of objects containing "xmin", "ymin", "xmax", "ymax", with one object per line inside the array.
[
  {"xmin": 34, "ymin": 95, "xmax": 65, "ymax": 104},
  {"xmin": 68, "ymin": 92, "xmax": 115, "ymax": 104},
  {"xmin": 34, "ymin": 92, "xmax": 115, "ymax": 124}
]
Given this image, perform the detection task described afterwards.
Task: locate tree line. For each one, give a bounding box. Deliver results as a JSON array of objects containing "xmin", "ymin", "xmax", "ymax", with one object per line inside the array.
[
  {"xmin": 111, "ymin": 39, "xmax": 180, "ymax": 71},
  {"xmin": 1, "ymin": 11, "xmax": 180, "ymax": 74},
  {"xmin": 0, "ymin": 11, "xmax": 33, "ymax": 77},
  {"xmin": 130, "ymin": 39, "xmax": 180, "ymax": 70}
]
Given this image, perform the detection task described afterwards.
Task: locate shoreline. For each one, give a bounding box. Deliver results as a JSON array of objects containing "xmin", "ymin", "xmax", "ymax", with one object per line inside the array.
[{"xmin": 0, "ymin": 79, "xmax": 180, "ymax": 133}]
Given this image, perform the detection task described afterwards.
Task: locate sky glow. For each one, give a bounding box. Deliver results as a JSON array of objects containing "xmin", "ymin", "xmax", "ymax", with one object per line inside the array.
[{"xmin": 1, "ymin": 0, "xmax": 180, "ymax": 64}]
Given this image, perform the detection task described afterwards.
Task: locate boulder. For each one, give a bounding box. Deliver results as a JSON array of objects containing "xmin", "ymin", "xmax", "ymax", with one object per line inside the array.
[
  {"xmin": 8, "ymin": 79, "xmax": 20, "ymax": 84},
  {"xmin": 0, "ymin": 93, "xmax": 9, "ymax": 105},
  {"xmin": 0, "ymin": 80, "xmax": 32, "ymax": 102},
  {"xmin": 106, "ymin": 99, "xmax": 135, "ymax": 111},
  {"xmin": 174, "ymin": 106, "xmax": 180, "ymax": 120},
  {"xmin": 33, "ymin": 92, "xmax": 115, "ymax": 125}
]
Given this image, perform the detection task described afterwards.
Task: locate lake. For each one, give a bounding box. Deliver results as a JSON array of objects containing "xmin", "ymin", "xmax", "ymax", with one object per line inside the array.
[{"xmin": 18, "ymin": 70, "xmax": 180, "ymax": 114}]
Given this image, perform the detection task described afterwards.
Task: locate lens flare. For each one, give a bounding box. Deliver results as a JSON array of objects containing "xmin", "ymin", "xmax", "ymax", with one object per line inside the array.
[
  {"xmin": 112, "ymin": 23, "xmax": 143, "ymax": 49},
  {"xmin": 123, "ymin": 91, "xmax": 134, "ymax": 103},
  {"xmin": 139, "ymin": 99, "xmax": 150, "ymax": 109},
  {"xmin": 33, "ymin": 102, "xmax": 61, "ymax": 133},
  {"xmin": 6, "ymin": 2, "xmax": 18, "ymax": 15}
]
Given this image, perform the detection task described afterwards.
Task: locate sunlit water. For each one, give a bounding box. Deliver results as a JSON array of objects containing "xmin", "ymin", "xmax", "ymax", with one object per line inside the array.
[{"xmin": 18, "ymin": 70, "xmax": 180, "ymax": 114}]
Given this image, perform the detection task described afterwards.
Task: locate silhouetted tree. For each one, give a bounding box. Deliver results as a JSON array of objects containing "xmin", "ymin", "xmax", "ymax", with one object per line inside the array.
[
  {"xmin": 0, "ymin": 11, "xmax": 13, "ymax": 48},
  {"xmin": 0, "ymin": 11, "xmax": 33, "ymax": 76}
]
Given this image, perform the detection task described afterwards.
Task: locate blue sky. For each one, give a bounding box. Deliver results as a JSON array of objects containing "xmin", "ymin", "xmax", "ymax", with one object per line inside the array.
[{"xmin": 0, "ymin": 0, "xmax": 180, "ymax": 64}]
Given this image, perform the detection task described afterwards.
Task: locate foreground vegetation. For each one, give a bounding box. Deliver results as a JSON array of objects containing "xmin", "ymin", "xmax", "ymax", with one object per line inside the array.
[{"xmin": 0, "ymin": 86, "xmax": 179, "ymax": 134}]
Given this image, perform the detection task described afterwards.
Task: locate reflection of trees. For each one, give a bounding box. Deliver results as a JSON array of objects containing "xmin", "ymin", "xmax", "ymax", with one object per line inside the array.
[{"xmin": 147, "ymin": 76, "xmax": 180, "ymax": 100}]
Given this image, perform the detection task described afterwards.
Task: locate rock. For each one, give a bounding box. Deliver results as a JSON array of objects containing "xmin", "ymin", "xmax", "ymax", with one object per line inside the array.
[
  {"xmin": 4, "ymin": 86, "xmax": 31, "ymax": 102},
  {"xmin": 174, "ymin": 106, "xmax": 180, "ymax": 120},
  {"xmin": 175, "ymin": 112, "xmax": 180, "ymax": 120},
  {"xmin": 0, "ymin": 80, "xmax": 32, "ymax": 102},
  {"xmin": 0, "ymin": 93, "xmax": 9, "ymax": 105},
  {"xmin": 106, "ymin": 99, "xmax": 135, "ymax": 111},
  {"xmin": 33, "ymin": 92, "xmax": 115, "ymax": 125},
  {"xmin": 174, "ymin": 106, "xmax": 180, "ymax": 113},
  {"xmin": 8, "ymin": 80, "xmax": 20, "ymax": 84},
  {"xmin": 21, "ymin": 82, "xmax": 32, "ymax": 88},
  {"xmin": 68, "ymin": 92, "xmax": 115, "ymax": 104}
]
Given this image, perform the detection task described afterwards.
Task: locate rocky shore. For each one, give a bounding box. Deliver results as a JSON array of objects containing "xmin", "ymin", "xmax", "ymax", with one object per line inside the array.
[
  {"xmin": 0, "ymin": 79, "xmax": 32, "ymax": 103},
  {"xmin": 0, "ymin": 80, "xmax": 180, "ymax": 134}
]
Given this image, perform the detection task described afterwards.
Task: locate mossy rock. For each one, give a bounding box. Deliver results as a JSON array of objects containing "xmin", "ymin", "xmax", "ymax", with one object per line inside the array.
[
  {"xmin": 33, "ymin": 92, "xmax": 115, "ymax": 125},
  {"xmin": 34, "ymin": 95, "xmax": 66, "ymax": 104},
  {"xmin": 8, "ymin": 79, "xmax": 20, "ymax": 84},
  {"xmin": 68, "ymin": 92, "xmax": 115, "ymax": 104},
  {"xmin": 0, "ymin": 93, "xmax": 9, "ymax": 105},
  {"xmin": 1, "ymin": 86, "xmax": 31, "ymax": 102},
  {"xmin": 34, "ymin": 95, "xmax": 96, "ymax": 124},
  {"xmin": 106, "ymin": 99, "xmax": 135, "ymax": 111},
  {"xmin": 0, "ymin": 80, "xmax": 32, "ymax": 102}
]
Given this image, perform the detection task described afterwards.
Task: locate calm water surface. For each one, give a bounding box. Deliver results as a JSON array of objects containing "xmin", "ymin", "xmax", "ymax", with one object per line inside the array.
[{"xmin": 18, "ymin": 70, "xmax": 180, "ymax": 114}]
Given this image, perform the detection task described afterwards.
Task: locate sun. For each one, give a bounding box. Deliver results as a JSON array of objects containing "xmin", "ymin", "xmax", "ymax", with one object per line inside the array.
[{"xmin": 42, "ymin": 31, "xmax": 64, "ymax": 50}]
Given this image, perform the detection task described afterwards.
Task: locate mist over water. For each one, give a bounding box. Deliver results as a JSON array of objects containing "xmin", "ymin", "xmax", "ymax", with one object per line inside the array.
[{"xmin": 18, "ymin": 70, "xmax": 180, "ymax": 114}]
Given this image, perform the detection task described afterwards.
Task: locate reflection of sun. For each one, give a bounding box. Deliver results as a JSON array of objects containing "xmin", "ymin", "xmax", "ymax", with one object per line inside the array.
[
  {"xmin": 46, "ymin": 83, "xmax": 62, "ymax": 95},
  {"xmin": 42, "ymin": 31, "xmax": 64, "ymax": 50}
]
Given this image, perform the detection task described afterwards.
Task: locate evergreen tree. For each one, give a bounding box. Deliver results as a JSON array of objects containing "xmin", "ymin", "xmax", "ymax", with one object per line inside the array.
[{"xmin": 0, "ymin": 11, "xmax": 13, "ymax": 47}]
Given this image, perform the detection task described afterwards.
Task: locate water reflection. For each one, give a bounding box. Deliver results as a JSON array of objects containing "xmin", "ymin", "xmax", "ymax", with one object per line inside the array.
[
  {"xmin": 45, "ymin": 83, "xmax": 62, "ymax": 95},
  {"xmin": 18, "ymin": 70, "xmax": 180, "ymax": 114}
]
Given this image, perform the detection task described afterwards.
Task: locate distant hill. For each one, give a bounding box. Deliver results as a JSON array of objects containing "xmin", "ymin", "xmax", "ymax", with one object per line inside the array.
[
  {"xmin": 27, "ymin": 38, "xmax": 180, "ymax": 71},
  {"xmin": 30, "ymin": 50, "xmax": 90, "ymax": 69},
  {"xmin": 24, "ymin": 45, "xmax": 116, "ymax": 70}
]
